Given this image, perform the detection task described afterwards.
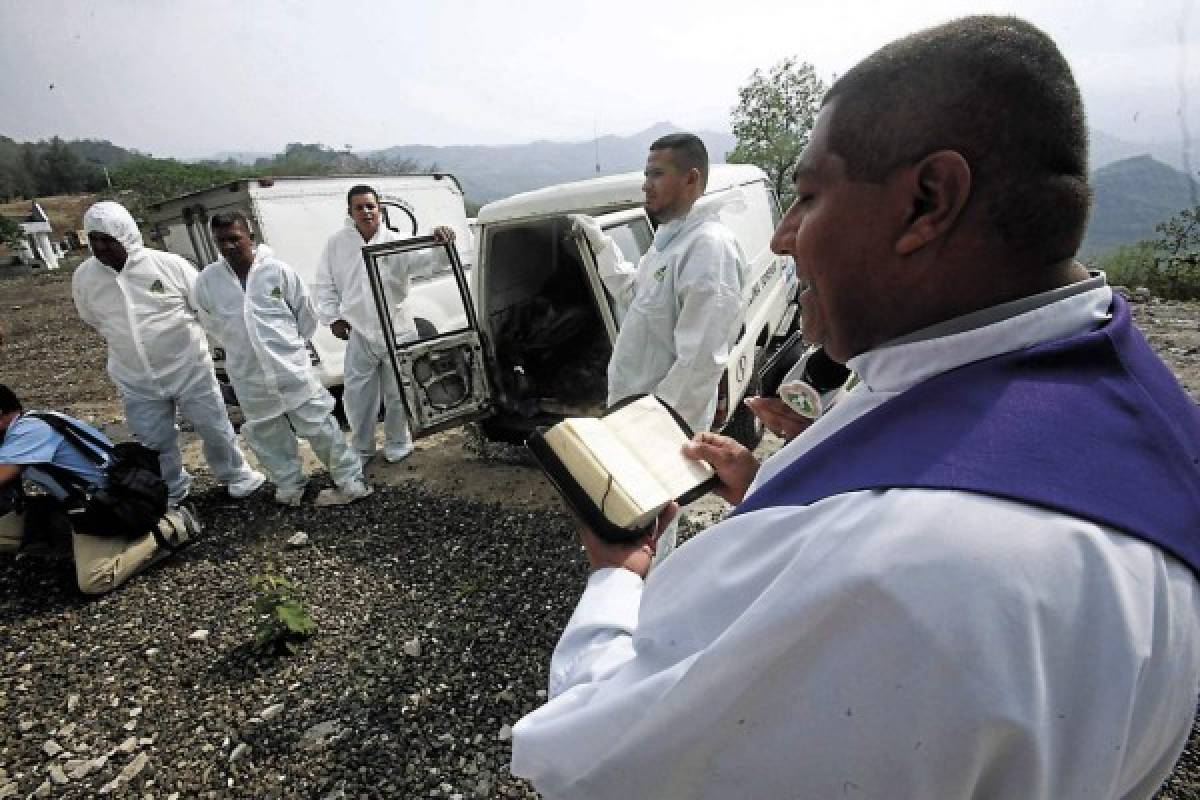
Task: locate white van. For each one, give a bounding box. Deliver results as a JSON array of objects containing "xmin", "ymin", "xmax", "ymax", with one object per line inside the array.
[
  {"xmin": 360, "ymin": 164, "xmax": 799, "ymax": 447},
  {"xmin": 144, "ymin": 174, "xmax": 474, "ymax": 393}
]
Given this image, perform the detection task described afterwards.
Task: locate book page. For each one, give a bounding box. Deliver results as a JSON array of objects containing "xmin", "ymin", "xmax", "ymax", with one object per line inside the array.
[
  {"xmin": 544, "ymin": 417, "xmax": 669, "ymax": 530},
  {"xmin": 602, "ymin": 396, "xmax": 715, "ymax": 498}
]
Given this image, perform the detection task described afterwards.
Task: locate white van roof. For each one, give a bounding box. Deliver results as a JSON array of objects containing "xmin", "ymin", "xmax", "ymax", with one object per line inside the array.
[{"xmin": 477, "ymin": 164, "xmax": 768, "ymax": 225}]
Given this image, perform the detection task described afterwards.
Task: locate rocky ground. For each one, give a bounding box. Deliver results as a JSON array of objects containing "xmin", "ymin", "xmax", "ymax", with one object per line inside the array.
[{"xmin": 1, "ymin": 267, "xmax": 1199, "ymax": 799}]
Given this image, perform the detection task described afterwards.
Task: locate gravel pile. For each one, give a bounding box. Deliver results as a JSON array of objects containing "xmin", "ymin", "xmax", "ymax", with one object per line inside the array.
[{"xmin": 0, "ymin": 481, "xmax": 605, "ymax": 799}]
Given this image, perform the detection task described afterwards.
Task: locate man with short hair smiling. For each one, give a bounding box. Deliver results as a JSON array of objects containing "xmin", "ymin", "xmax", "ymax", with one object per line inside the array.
[
  {"xmin": 314, "ymin": 184, "xmax": 456, "ymax": 465},
  {"xmin": 512, "ymin": 17, "xmax": 1200, "ymax": 799},
  {"xmin": 72, "ymin": 201, "xmax": 264, "ymax": 507},
  {"xmin": 191, "ymin": 213, "xmax": 369, "ymax": 507}
]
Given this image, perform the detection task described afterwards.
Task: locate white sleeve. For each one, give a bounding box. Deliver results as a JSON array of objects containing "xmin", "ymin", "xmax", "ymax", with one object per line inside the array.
[
  {"xmin": 285, "ymin": 267, "xmax": 320, "ymax": 339},
  {"xmin": 313, "ymin": 239, "xmax": 342, "ymax": 326},
  {"xmin": 71, "ymin": 268, "xmax": 100, "ymax": 331},
  {"xmin": 654, "ymin": 235, "xmax": 744, "ymax": 433},
  {"xmin": 168, "ymin": 256, "xmax": 201, "ymax": 316},
  {"xmin": 596, "ymin": 239, "xmax": 637, "ymax": 312}
]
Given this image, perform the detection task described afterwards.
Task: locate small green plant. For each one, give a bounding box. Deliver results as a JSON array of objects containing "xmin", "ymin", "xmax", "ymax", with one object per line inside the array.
[{"xmin": 250, "ymin": 572, "xmax": 317, "ymax": 655}]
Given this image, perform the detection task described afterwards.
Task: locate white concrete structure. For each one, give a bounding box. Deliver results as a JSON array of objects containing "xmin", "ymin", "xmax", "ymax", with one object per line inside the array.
[{"xmin": 18, "ymin": 202, "xmax": 60, "ymax": 270}]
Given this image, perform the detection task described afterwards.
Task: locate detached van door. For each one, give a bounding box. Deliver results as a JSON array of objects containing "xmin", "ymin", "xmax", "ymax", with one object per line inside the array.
[
  {"xmin": 363, "ymin": 235, "xmax": 492, "ymax": 437},
  {"xmin": 572, "ymin": 208, "xmax": 655, "ymax": 341}
]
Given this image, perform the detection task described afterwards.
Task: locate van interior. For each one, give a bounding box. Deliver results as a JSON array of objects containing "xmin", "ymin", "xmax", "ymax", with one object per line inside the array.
[{"xmin": 482, "ymin": 217, "xmax": 611, "ymax": 423}]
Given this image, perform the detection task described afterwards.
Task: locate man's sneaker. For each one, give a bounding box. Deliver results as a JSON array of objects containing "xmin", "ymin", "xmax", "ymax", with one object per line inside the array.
[
  {"xmin": 274, "ymin": 486, "xmax": 305, "ymax": 507},
  {"xmin": 228, "ymin": 470, "xmax": 267, "ymax": 499},
  {"xmin": 383, "ymin": 443, "xmax": 414, "ymax": 463},
  {"xmin": 314, "ymin": 479, "xmax": 374, "ymax": 507}
]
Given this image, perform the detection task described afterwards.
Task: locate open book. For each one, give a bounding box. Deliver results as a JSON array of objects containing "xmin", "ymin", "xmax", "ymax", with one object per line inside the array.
[{"xmin": 527, "ymin": 394, "xmax": 718, "ymax": 543}]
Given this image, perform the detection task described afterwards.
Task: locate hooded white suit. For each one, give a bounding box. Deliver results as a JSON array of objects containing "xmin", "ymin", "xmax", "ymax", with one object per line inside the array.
[{"xmin": 72, "ymin": 202, "xmax": 258, "ymax": 504}]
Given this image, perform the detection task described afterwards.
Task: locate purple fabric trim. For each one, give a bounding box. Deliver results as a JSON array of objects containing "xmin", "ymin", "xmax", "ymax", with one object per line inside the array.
[{"xmin": 732, "ymin": 295, "xmax": 1200, "ymax": 575}]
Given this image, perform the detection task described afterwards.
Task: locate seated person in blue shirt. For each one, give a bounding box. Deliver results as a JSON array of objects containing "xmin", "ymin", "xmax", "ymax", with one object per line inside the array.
[{"xmin": 0, "ymin": 384, "xmax": 198, "ymax": 595}]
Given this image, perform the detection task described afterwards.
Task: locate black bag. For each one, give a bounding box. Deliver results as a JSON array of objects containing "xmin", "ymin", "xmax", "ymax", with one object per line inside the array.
[{"xmin": 28, "ymin": 413, "xmax": 169, "ymax": 541}]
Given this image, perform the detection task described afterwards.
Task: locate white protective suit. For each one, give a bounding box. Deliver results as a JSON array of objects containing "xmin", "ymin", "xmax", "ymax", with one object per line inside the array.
[
  {"xmin": 191, "ymin": 245, "xmax": 361, "ymax": 492},
  {"xmin": 72, "ymin": 202, "xmax": 257, "ymax": 505},
  {"xmin": 511, "ymin": 277, "xmax": 1200, "ymax": 800},
  {"xmin": 314, "ymin": 220, "xmax": 444, "ymax": 461},
  {"xmin": 590, "ymin": 198, "xmax": 747, "ymax": 435}
]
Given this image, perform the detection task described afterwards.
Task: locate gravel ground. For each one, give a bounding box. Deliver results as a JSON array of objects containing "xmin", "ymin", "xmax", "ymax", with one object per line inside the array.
[{"xmin": 2, "ymin": 268, "xmax": 1200, "ymax": 798}]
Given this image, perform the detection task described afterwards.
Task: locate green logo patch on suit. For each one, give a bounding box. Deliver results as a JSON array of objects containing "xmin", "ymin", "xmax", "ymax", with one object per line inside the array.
[
  {"xmin": 148, "ymin": 279, "xmax": 165, "ymax": 293},
  {"xmin": 270, "ymin": 286, "xmax": 283, "ymax": 299},
  {"xmin": 653, "ymin": 265, "xmax": 667, "ymax": 281}
]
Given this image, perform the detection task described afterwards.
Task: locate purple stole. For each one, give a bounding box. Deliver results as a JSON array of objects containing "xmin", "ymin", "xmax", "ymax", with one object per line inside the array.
[{"xmin": 732, "ymin": 295, "xmax": 1200, "ymax": 575}]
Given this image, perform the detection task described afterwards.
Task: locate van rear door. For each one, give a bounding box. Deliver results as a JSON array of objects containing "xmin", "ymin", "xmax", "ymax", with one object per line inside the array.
[{"xmin": 364, "ymin": 235, "xmax": 492, "ymax": 437}]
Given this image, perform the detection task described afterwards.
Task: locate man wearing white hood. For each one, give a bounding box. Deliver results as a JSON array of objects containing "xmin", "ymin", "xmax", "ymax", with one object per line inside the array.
[
  {"xmin": 72, "ymin": 201, "xmax": 264, "ymax": 508},
  {"xmin": 191, "ymin": 212, "xmax": 370, "ymax": 507}
]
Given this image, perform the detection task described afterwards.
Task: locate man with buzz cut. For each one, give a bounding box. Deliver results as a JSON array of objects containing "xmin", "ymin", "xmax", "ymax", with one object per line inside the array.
[
  {"xmin": 192, "ymin": 212, "xmax": 370, "ymax": 507},
  {"xmin": 72, "ymin": 201, "xmax": 265, "ymax": 508},
  {"xmin": 573, "ymin": 132, "xmax": 748, "ymax": 563},
  {"xmin": 513, "ymin": 16, "xmax": 1200, "ymax": 799},
  {"xmin": 314, "ymin": 184, "xmax": 457, "ymax": 466}
]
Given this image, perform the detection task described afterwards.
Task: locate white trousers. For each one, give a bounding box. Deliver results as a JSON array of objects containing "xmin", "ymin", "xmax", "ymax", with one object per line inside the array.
[
  {"xmin": 343, "ymin": 330, "xmax": 412, "ymax": 459},
  {"xmin": 120, "ymin": 373, "xmax": 255, "ymax": 505},
  {"xmin": 240, "ymin": 390, "xmax": 362, "ymax": 493}
]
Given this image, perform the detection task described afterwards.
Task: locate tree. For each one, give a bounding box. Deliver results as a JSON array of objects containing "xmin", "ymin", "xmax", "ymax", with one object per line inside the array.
[
  {"xmin": 1156, "ymin": 204, "xmax": 1200, "ymax": 257},
  {"xmin": 0, "ymin": 214, "xmax": 22, "ymax": 248},
  {"xmin": 728, "ymin": 57, "xmax": 826, "ymax": 206}
]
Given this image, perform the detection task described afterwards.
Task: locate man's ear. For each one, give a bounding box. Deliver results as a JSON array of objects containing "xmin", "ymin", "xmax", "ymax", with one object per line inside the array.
[{"xmin": 895, "ymin": 150, "xmax": 971, "ymax": 256}]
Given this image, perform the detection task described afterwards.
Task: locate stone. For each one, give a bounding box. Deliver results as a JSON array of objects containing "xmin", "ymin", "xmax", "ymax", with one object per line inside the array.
[
  {"xmin": 97, "ymin": 778, "xmax": 121, "ymax": 795},
  {"xmin": 229, "ymin": 743, "xmax": 250, "ymax": 763},
  {"xmin": 496, "ymin": 724, "xmax": 512, "ymax": 742},
  {"xmin": 31, "ymin": 781, "xmax": 52, "ymax": 799},
  {"xmin": 286, "ymin": 532, "xmax": 310, "ymax": 548},
  {"xmin": 259, "ymin": 703, "xmax": 285, "ymax": 721},
  {"xmin": 41, "ymin": 739, "xmax": 63, "ymax": 757},
  {"xmin": 0, "ymin": 782, "xmax": 16, "ymax": 800},
  {"xmin": 117, "ymin": 736, "xmax": 138, "ymax": 754},
  {"xmin": 17, "ymin": 720, "xmax": 35, "ymax": 733},
  {"xmin": 187, "ymin": 629, "xmax": 210, "ymax": 643},
  {"xmin": 299, "ymin": 720, "xmax": 341, "ymax": 752},
  {"xmin": 48, "ymin": 765, "xmax": 68, "ymax": 785},
  {"xmin": 67, "ymin": 694, "xmax": 81, "ymax": 713},
  {"xmin": 403, "ymin": 638, "xmax": 421, "ymax": 658},
  {"xmin": 118, "ymin": 752, "xmax": 149, "ymax": 783},
  {"xmin": 144, "ymin": 648, "xmax": 159, "ymax": 657}
]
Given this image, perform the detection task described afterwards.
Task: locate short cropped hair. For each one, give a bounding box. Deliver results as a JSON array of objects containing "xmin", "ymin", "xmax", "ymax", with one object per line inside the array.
[
  {"xmin": 824, "ymin": 15, "xmax": 1090, "ymax": 264},
  {"xmin": 347, "ymin": 184, "xmax": 379, "ymax": 207},
  {"xmin": 0, "ymin": 384, "xmax": 21, "ymax": 414},
  {"xmin": 651, "ymin": 133, "xmax": 709, "ymax": 190},
  {"xmin": 209, "ymin": 211, "xmax": 253, "ymax": 235}
]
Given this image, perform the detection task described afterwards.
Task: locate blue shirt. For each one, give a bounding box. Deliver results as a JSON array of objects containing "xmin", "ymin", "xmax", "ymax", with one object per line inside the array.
[{"xmin": 0, "ymin": 414, "xmax": 109, "ymax": 499}]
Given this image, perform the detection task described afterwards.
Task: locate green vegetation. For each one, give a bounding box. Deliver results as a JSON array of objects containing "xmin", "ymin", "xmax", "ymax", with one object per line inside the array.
[
  {"xmin": 728, "ymin": 57, "xmax": 825, "ymax": 207},
  {"xmin": 0, "ymin": 136, "xmax": 426, "ymax": 207},
  {"xmin": 1096, "ymin": 204, "xmax": 1200, "ymax": 300},
  {"xmin": 250, "ymin": 572, "xmax": 317, "ymax": 655},
  {"xmin": 0, "ymin": 214, "xmax": 21, "ymax": 247}
]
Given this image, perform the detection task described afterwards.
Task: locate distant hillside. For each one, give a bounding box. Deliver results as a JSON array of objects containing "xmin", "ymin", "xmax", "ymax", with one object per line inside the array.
[
  {"xmin": 1081, "ymin": 155, "xmax": 1199, "ymax": 259},
  {"xmin": 369, "ymin": 122, "xmax": 737, "ymax": 203},
  {"xmin": 1089, "ymin": 129, "xmax": 1200, "ymax": 172}
]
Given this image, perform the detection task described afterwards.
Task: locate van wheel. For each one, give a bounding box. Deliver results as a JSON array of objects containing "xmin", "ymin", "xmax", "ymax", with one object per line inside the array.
[{"xmin": 723, "ymin": 346, "xmax": 766, "ymax": 450}]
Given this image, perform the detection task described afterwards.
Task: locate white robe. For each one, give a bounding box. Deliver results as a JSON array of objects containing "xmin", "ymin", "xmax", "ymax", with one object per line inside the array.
[
  {"xmin": 511, "ymin": 279, "xmax": 1200, "ymax": 799},
  {"xmin": 191, "ymin": 245, "xmax": 323, "ymax": 422}
]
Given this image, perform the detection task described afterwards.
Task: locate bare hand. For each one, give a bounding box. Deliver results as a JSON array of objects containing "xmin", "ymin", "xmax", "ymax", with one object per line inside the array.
[
  {"xmin": 745, "ymin": 396, "xmax": 815, "ymax": 441},
  {"xmin": 432, "ymin": 225, "xmax": 456, "ymax": 244},
  {"xmin": 578, "ymin": 502, "xmax": 679, "ymax": 578},
  {"xmin": 682, "ymin": 432, "xmax": 759, "ymax": 505},
  {"xmin": 331, "ymin": 319, "xmax": 352, "ymax": 340}
]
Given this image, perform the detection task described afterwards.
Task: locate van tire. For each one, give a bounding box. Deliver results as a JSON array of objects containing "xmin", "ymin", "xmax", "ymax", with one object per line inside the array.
[{"xmin": 723, "ymin": 346, "xmax": 766, "ymax": 450}]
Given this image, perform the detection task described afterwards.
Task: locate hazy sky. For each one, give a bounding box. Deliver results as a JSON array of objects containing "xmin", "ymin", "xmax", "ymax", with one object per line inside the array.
[{"xmin": 1, "ymin": 0, "xmax": 1196, "ymax": 158}]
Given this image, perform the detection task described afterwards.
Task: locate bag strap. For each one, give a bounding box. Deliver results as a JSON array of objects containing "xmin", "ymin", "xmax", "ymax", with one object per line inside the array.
[{"xmin": 27, "ymin": 412, "xmax": 113, "ymax": 465}]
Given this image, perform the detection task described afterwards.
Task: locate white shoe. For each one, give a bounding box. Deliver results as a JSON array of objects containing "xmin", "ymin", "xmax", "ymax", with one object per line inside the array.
[
  {"xmin": 274, "ymin": 486, "xmax": 305, "ymax": 507},
  {"xmin": 228, "ymin": 470, "xmax": 266, "ymax": 499},
  {"xmin": 383, "ymin": 443, "xmax": 414, "ymax": 463},
  {"xmin": 314, "ymin": 479, "xmax": 374, "ymax": 507}
]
